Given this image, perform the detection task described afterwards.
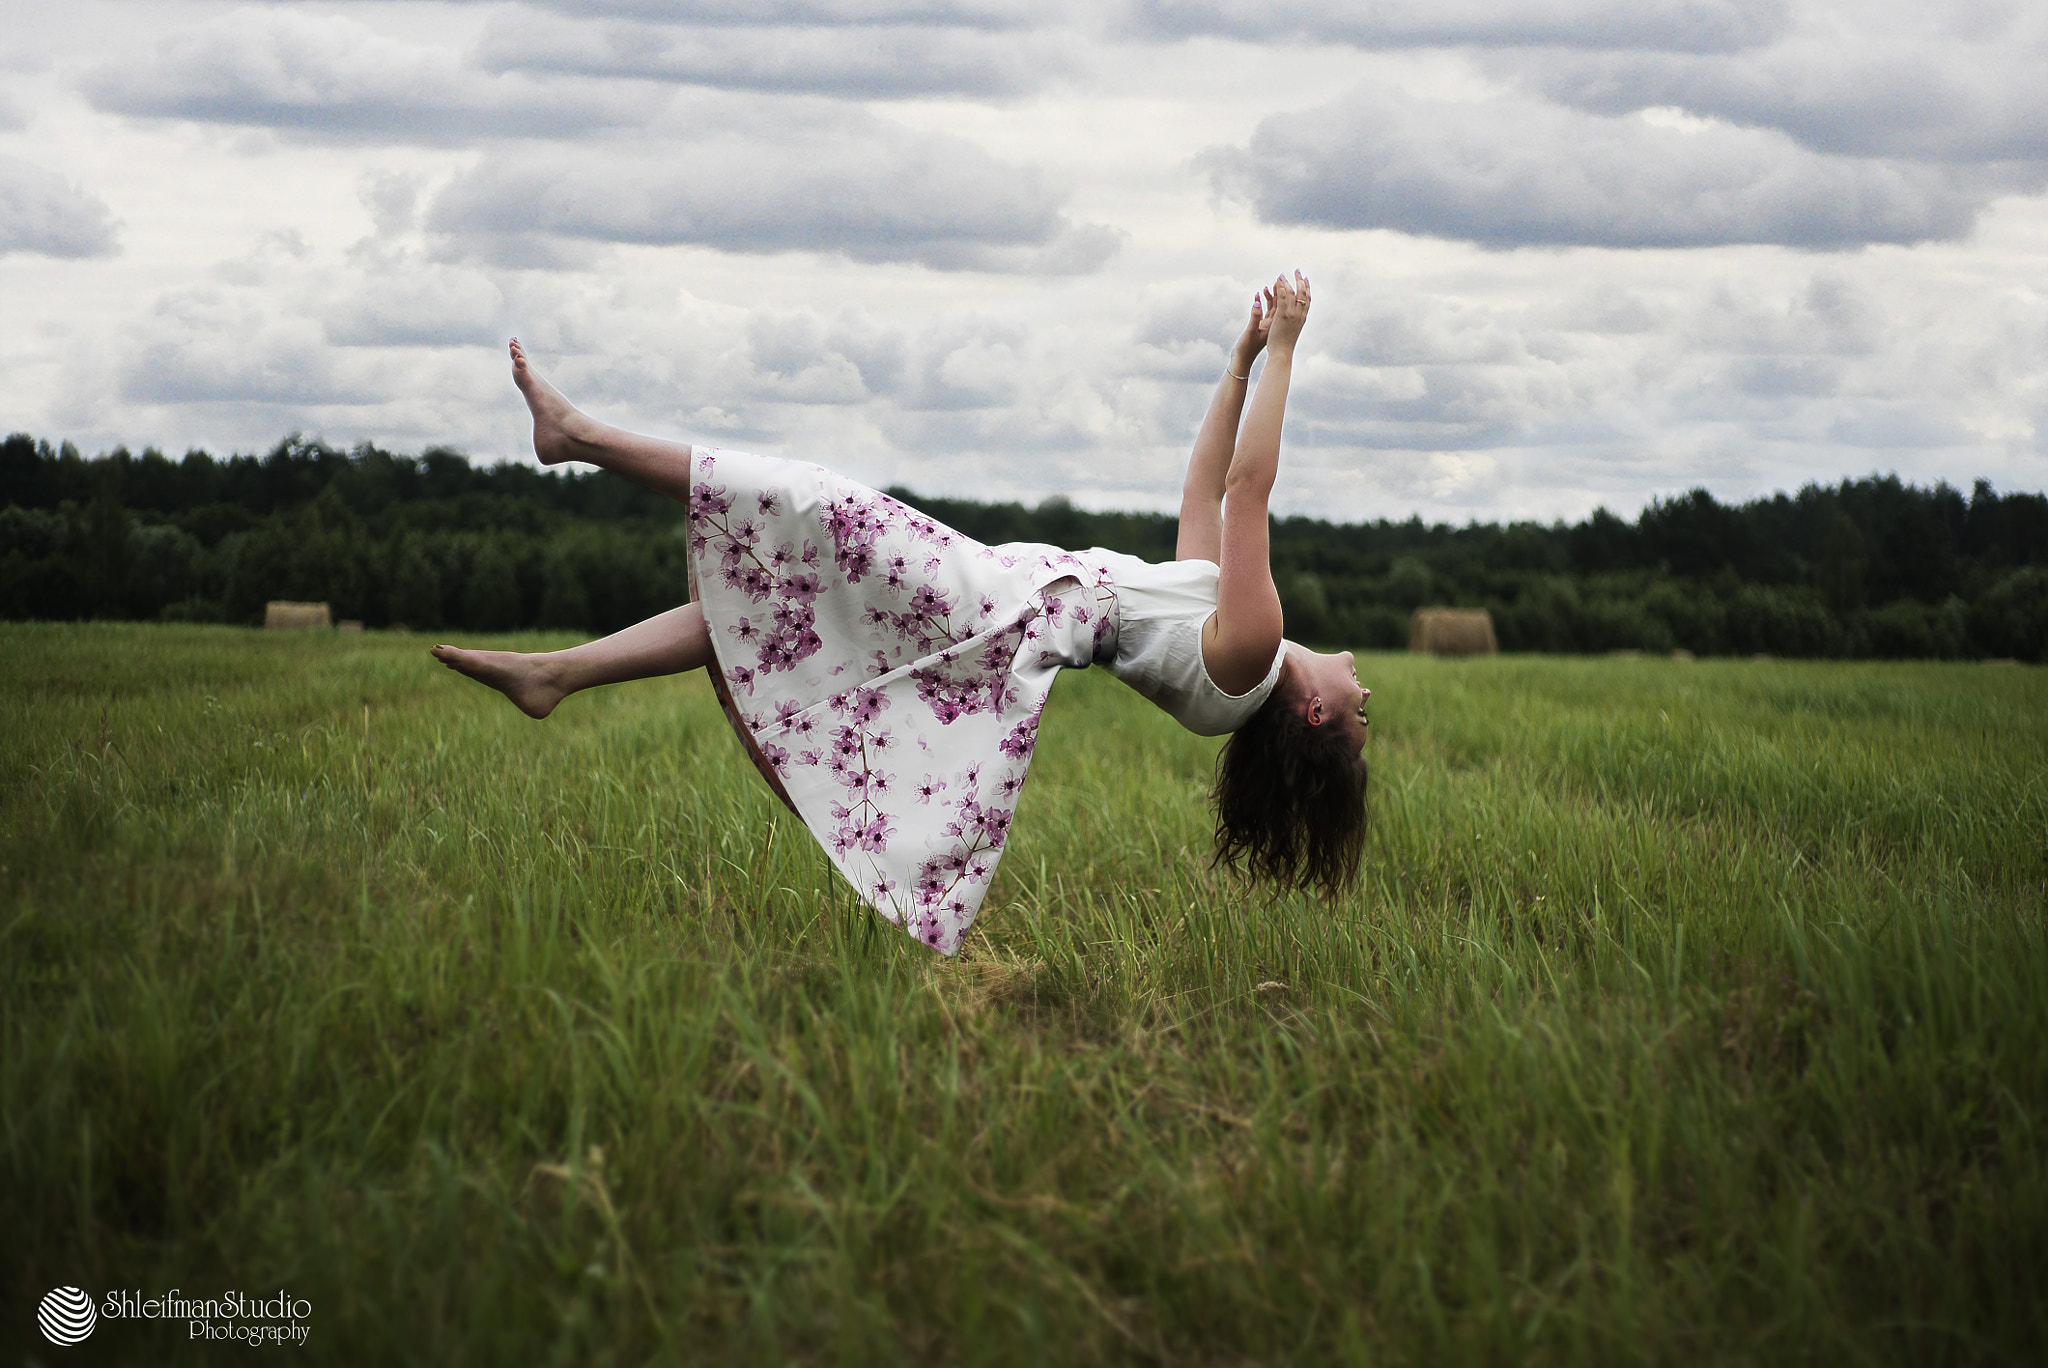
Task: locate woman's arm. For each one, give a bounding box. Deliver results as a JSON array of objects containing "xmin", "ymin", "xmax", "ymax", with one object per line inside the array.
[
  {"xmin": 1175, "ymin": 293, "xmax": 1271, "ymax": 562},
  {"xmin": 1203, "ymin": 272, "xmax": 1309, "ymax": 693}
]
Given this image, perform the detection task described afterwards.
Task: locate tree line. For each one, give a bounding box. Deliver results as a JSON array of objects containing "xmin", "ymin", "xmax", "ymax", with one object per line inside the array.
[{"xmin": 3, "ymin": 432, "xmax": 2044, "ymax": 660}]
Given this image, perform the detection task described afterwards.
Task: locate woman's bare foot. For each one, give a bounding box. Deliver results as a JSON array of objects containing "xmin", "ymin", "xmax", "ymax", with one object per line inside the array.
[
  {"xmin": 430, "ymin": 643, "xmax": 567, "ymax": 719},
  {"xmin": 510, "ymin": 338, "xmax": 605, "ymax": 467}
]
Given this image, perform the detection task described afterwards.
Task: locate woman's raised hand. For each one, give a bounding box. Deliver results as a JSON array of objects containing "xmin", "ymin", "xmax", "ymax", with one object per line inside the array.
[
  {"xmin": 1266, "ymin": 271, "xmax": 1310, "ymax": 355},
  {"xmin": 1231, "ymin": 288, "xmax": 1272, "ymax": 378}
]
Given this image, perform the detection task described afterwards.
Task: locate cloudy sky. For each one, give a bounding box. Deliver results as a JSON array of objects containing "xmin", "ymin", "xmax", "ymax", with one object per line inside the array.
[{"xmin": 3, "ymin": 0, "xmax": 2045, "ymax": 523}]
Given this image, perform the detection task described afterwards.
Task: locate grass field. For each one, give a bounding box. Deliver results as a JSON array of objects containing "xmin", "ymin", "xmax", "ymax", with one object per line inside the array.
[{"xmin": 3, "ymin": 622, "xmax": 2045, "ymax": 1365}]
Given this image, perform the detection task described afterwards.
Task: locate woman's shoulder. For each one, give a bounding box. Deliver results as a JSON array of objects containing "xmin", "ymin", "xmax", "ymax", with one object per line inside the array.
[{"xmin": 1093, "ymin": 549, "xmax": 1220, "ymax": 594}]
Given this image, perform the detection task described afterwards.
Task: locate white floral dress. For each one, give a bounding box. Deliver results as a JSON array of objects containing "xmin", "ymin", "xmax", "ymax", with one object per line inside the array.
[{"xmin": 687, "ymin": 447, "xmax": 1119, "ymax": 954}]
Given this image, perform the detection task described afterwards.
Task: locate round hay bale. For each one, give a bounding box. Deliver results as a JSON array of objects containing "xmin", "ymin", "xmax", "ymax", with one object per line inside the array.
[
  {"xmin": 1409, "ymin": 607, "xmax": 1497, "ymax": 656},
  {"xmin": 264, "ymin": 601, "xmax": 332, "ymax": 630}
]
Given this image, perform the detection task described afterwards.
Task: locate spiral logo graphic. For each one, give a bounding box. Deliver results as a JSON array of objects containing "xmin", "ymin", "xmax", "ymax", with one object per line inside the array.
[{"xmin": 38, "ymin": 1286, "xmax": 97, "ymax": 1345}]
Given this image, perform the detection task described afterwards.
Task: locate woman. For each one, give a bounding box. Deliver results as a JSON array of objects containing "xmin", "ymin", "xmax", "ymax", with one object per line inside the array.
[{"xmin": 434, "ymin": 272, "xmax": 1369, "ymax": 954}]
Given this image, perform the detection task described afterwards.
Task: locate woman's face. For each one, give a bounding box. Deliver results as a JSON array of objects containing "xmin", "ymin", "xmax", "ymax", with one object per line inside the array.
[{"xmin": 1286, "ymin": 645, "xmax": 1370, "ymax": 753}]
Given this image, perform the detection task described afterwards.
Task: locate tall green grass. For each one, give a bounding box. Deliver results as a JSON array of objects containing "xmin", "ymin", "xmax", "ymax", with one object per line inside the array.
[{"xmin": 3, "ymin": 623, "xmax": 2044, "ymax": 1364}]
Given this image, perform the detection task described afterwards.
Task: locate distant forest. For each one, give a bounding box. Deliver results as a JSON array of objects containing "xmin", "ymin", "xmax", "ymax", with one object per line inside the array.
[{"xmin": 3, "ymin": 432, "xmax": 2045, "ymax": 661}]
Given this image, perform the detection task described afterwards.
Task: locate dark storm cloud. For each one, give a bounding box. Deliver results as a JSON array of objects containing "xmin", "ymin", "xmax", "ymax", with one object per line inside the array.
[
  {"xmin": 1204, "ymin": 88, "xmax": 2018, "ymax": 249},
  {"xmin": 1125, "ymin": 0, "xmax": 1788, "ymax": 53},
  {"xmin": 0, "ymin": 156, "xmax": 120, "ymax": 258},
  {"xmin": 473, "ymin": 9, "xmax": 1070, "ymax": 97},
  {"xmin": 82, "ymin": 9, "xmax": 662, "ymax": 144}
]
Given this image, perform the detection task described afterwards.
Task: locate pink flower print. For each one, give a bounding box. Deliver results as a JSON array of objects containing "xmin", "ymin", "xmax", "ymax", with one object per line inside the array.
[
  {"xmin": 998, "ymin": 715, "xmax": 1038, "ymax": 760},
  {"xmin": 857, "ymin": 813, "xmax": 895, "ymax": 852},
  {"xmin": 691, "ymin": 481, "xmax": 732, "ymax": 515},
  {"xmin": 914, "ymin": 774, "xmax": 947, "ymax": 804},
  {"xmin": 729, "ymin": 618, "xmax": 759, "ymax": 644},
  {"xmin": 756, "ymin": 490, "xmax": 782, "ymax": 516},
  {"xmin": 870, "ymin": 874, "xmax": 899, "ymax": 902},
  {"xmin": 830, "ymin": 726, "xmax": 862, "ymax": 763},
  {"xmin": 760, "ymin": 742, "xmax": 789, "ymax": 768},
  {"xmin": 729, "ymin": 665, "xmax": 755, "ymax": 694},
  {"xmin": 778, "ymin": 569, "xmax": 823, "ymax": 603},
  {"xmin": 776, "ymin": 699, "xmax": 804, "ymax": 725}
]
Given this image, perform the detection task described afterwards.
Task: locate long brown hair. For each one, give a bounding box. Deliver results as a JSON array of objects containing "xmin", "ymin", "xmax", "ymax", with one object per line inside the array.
[{"xmin": 1211, "ymin": 694, "xmax": 1369, "ymax": 899}]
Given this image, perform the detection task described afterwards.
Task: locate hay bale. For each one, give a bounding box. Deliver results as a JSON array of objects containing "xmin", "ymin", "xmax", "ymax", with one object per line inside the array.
[
  {"xmin": 1409, "ymin": 607, "xmax": 1497, "ymax": 656},
  {"xmin": 264, "ymin": 601, "xmax": 332, "ymax": 630}
]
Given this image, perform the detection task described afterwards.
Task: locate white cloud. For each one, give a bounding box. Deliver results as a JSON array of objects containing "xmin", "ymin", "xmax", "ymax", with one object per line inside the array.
[
  {"xmin": 427, "ymin": 111, "xmax": 1122, "ymax": 271},
  {"xmin": 1205, "ymin": 87, "xmax": 2022, "ymax": 248},
  {"xmin": 1510, "ymin": 28, "xmax": 2048, "ymax": 162},
  {"xmin": 1126, "ymin": 0, "xmax": 1790, "ymax": 52},
  {"xmin": 122, "ymin": 286, "xmax": 370, "ymax": 406},
  {"xmin": 0, "ymin": 156, "xmax": 120, "ymax": 258},
  {"xmin": 5, "ymin": 0, "xmax": 2047, "ymax": 523},
  {"xmin": 474, "ymin": 9, "xmax": 1073, "ymax": 97},
  {"xmin": 455, "ymin": 0, "xmax": 1052, "ymax": 26},
  {"xmin": 83, "ymin": 8, "xmax": 663, "ymax": 144},
  {"xmin": 323, "ymin": 266, "xmax": 506, "ymax": 348}
]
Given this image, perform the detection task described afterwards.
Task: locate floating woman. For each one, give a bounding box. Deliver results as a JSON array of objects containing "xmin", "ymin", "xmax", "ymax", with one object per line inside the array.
[{"xmin": 432, "ymin": 272, "xmax": 1369, "ymax": 954}]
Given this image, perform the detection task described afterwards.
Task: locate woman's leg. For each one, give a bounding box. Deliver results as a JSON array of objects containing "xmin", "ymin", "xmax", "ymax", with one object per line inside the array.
[
  {"xmin": 430, "ymin": 604, "xmax": 713, "ymax": 719},
  {"xmin": 512, "ymin": 339, "xmax": 697, "ymax": 502},
  {"xmin": 431, "ymin": 343, "xmax": 721, "ymax": 717}
]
